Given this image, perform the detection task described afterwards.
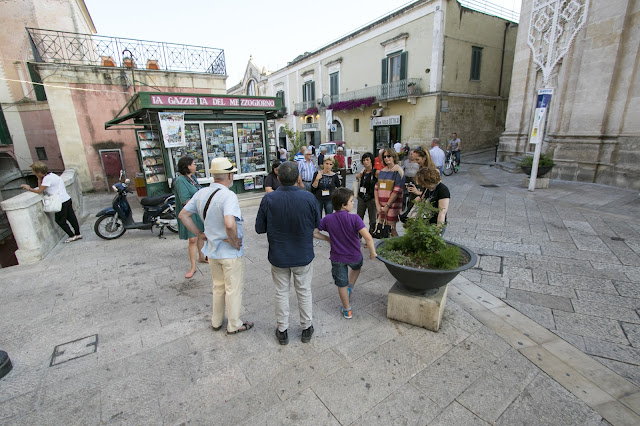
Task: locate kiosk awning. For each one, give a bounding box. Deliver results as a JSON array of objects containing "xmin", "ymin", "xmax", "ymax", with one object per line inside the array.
[{"xmin": 106, "ymin": 92, "xmax": 282, "ymax": 129}]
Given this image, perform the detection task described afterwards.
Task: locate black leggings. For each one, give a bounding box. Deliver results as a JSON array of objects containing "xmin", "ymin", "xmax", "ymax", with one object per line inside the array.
[{"xmin": 55, "ymin": 199, "xmax": 80, "ymax": 238}]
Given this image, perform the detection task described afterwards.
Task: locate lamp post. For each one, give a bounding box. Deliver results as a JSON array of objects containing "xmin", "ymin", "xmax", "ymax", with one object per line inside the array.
[
  {"xmin": 122, "ymin": 49, "xmax": 135, "ymax": 93},
  {"xmin": 526, "ymin": 0, "xmax": 589, "ymax": 191}
]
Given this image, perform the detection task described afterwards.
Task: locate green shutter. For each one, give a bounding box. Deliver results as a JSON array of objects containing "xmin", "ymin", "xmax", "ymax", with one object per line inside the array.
[
  {"xmin": 311, "ymin": 81, "xmax": 315, "ymax": 101},
  {"xmin": 27, "ymin": 63, "xmax": 47, "ymax": 101},
  {"xmin": 381, "ymin": 58, "xmax": 388, "ymax": 84},
  {"xmin": 0, "ymin": 108, "xmax": 12, "ymax": 145},
  {"xmin": 400, "ymin": 52, "xmax": 408, "ymax": 80},
  {"xmin": 302, "ymin": 84, "xmax": 306, "ymax": 102}
]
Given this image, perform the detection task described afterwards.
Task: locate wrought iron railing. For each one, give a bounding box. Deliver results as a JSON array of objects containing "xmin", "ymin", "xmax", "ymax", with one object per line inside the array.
[
  {"xmin": 292, "ymin": 79, "xmax": 422, "ymax": 115},
  {"xmin": 26, "ymin": 28, "xmax": 226, "ymax": 75},
  {"xmin": 459, "ymin": 0, "xmax": 520, "ymax": 23}
]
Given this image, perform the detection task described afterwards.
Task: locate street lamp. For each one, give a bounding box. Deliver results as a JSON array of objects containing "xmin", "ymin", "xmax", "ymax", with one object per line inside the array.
[{"xmin": 122, "ymin": 49, "xmax": 135, "ymax": 93}]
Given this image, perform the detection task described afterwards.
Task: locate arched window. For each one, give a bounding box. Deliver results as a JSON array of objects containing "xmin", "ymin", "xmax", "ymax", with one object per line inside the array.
[{"xmin": 247, "ymin": 80, "xmax": 256, "ymax": 96}]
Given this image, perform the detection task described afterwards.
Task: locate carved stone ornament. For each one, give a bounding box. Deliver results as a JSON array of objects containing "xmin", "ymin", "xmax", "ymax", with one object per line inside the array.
[{"xmin": 527, "ymin": 0, "xmax": 589, "ymax": 85}]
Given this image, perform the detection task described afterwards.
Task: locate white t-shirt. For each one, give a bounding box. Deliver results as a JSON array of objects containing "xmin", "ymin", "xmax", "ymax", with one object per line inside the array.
[
  {"xmin": 430, "ymin": 146, "xmax": 446, "ymax": 168},
  {"xmin": 41, "ymin": 173, "xmax": 71, "ymax": 203},
  {"xmin": 394, "ymin": 142, "xmax": 402, "ymax": 153}
]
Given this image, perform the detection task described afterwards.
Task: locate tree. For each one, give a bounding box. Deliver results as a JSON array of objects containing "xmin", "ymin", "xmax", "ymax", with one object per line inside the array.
[{"xmin": 283, "ymin": 123, "xmax": 305, "ymax": 161}]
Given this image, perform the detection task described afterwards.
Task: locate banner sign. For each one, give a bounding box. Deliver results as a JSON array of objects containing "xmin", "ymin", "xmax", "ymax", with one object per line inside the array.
[
  {"xmin": 530, "ymin": 89, "xmax": 553, "ymax": 145},
  {"xmin": 150, "ymin": 95, "xmax": 276, "ymax": 108},
  {"xmin": 326, "ymin": 109, "xmax": 333, "ymax": 130},
  {"xmin": 158, "ymin": 112, "xmax": 186, "ymax": 148}
]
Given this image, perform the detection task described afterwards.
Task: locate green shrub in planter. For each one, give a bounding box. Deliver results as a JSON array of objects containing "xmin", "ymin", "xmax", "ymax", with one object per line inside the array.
[{"xmin": 518, "ymin": 154, "xmax": 555, "ymax": 167}]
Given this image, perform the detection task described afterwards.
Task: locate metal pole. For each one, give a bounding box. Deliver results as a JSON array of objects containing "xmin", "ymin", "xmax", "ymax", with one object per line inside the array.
[{"xmin": 122, "ymin": 49, "xmax": 135, "ymax": 93}]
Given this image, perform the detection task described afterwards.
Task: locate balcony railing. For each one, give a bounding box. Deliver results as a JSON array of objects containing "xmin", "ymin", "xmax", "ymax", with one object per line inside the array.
[
  {"xmin": 293, "ymin": 100, "xmax": 318, "ymax": 115},
  {"xmin": 26, "ymin": 28, "xmax": 226, "ymax": 75}
]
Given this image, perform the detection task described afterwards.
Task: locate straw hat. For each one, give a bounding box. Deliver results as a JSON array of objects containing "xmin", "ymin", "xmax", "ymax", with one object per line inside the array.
[{"xmin": 209, "ymin": 157, "xmax": 237, "ymax": 174}]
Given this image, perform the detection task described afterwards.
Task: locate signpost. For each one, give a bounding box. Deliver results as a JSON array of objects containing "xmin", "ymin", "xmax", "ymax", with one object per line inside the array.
[{"xmin": 528, "ymin": 88, "xmax": 553, "ymax": 191}]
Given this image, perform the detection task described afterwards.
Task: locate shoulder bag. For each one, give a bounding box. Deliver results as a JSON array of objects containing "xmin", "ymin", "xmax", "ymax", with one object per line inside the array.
[
  {"xmin": 42, "ymin": 194, "xmax": 62, "ymax": 213},
  {"xmin": 371, "ymin": 216, "xmax": 391, "ymax": 239}
]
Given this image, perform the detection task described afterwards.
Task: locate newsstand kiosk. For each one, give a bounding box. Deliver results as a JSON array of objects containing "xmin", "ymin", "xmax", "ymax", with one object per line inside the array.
[{"xmin": 106, "ymin": 92, "xmax": 282, "ymax": 196}]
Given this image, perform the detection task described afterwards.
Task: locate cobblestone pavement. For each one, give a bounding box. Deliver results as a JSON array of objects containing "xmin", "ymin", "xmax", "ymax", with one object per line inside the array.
[{"xmin": 0, "ymin": 154, "xmax": 639, "ymax": 425}]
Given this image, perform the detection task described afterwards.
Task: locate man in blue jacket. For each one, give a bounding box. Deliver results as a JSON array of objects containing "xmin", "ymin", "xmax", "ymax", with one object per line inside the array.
[{"xmin": 255, "ymin": 161, "xmax": 320, "ymax": 345}]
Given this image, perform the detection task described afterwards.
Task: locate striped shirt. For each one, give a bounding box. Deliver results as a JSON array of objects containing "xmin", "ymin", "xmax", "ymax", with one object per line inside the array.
[{"xmin": 298, "ymin": 160, "xmax": 316, "ymax": 182}]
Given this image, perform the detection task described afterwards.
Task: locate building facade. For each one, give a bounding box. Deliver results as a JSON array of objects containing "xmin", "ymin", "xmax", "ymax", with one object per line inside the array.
[
  {"xmin": 498, "ymin": 0, "xmax": 639, "ymax": 189},
  {"xmin": 230, "ymin": 0, "xmax": 518, "ymax": 156}
]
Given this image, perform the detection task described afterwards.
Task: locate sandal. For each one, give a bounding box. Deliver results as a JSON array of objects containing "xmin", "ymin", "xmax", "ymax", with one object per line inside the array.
[
  {"xmin": 185, "ymin": 271, "xmax": 196, "ymax": 279},
  {"xmin": 64, "ymin": 236, "xmax": 78, "ymax": 243},
  {"xmin": 227, "ymin": 321, "xmax": 254, "ymax": 335}
]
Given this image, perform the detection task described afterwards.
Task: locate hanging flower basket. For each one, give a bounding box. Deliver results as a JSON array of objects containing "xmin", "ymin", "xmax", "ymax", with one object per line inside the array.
[
  {"xmin": 328, "ymin": 96, "xmax": 376, "ymax": 112},
  {"xmin": 305, "ymin": 107, "xmax": 319, "ymax": 116}
]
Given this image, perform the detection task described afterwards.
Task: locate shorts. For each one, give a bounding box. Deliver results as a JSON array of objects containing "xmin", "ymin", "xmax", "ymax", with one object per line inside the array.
[{"xmin": 331, "ymin": 257, "xmax": 363, "ymax": 287}]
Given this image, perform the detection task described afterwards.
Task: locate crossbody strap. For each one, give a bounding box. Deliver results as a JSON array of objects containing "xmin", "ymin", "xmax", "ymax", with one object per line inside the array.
[{"xmin": 202, "ymin": 189, "xmax": 220, "ymax": 221}]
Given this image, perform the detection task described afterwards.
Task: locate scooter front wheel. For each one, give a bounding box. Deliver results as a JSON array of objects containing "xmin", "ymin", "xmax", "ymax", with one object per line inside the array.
[{"xmin": 94, "ymin": 215, "xmax": 126, "ymax": 240}]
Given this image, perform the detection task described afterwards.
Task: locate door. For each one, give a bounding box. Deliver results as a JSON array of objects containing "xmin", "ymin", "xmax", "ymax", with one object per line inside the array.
[
  {"xmin": 99, "ymin": 149, "xmax": 124, "ymax": 192},
  {"xmin": 374, "ymin": 126, "xmax": 390, "ymax": 153}
]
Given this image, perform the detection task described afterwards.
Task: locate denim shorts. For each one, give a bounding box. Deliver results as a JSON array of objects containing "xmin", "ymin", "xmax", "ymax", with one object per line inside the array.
[{"xmin": 331, "ymin": 257, "xmax": 363, "ymax": 287}]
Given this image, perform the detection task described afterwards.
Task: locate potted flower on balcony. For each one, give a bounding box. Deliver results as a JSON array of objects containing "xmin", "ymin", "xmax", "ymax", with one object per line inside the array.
[
  {"xmin": 376, "ymin": 200, "xmax": 477, "ymax": 292},
  {"xmin": 518, "ymin": 153, "xmax": 555, "ymax": 177},
  {"xmin": 305, "ymin": 106, "xmax": 318, "ymax": 116},
  {"xmin": 122, "ymin": 57, "xmax": 136, "ymax": 68},
  {"xmin": 146, "ymin": 59, "xmax": 159, "ymax": 70},
  {"xmin": 407, "ymin": 81, "xmax": 419, "ymax": 95}
]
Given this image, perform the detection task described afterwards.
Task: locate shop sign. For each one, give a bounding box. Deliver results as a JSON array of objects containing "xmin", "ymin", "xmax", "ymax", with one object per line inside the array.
[
  {"xmin": 150, "ymin": 95, "xmax": 276, "ymax": 108},
  {"xmin": 303, "ymin": 123, "xmax": 319, "ymax": 130},
  {"xmin": 372, "ymin": 115, "xmax": 401, "ymax": 126}
]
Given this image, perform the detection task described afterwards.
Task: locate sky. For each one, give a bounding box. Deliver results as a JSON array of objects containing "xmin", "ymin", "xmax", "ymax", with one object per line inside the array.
[{"xmin": 83, "ymin": 0, "xmax": 521, "ymax": 88}]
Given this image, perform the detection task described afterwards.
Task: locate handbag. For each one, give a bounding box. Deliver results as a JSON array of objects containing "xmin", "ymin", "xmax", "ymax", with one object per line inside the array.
[
  {"xmin": 371, "ymin": 216, "xmax": 391, "ymax": 239},
  {"xmin": 42, "ymin": 194, "xmax": 62, "ymax": 213}
]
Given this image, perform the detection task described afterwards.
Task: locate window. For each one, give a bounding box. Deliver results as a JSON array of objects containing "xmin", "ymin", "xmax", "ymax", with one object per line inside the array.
[
  {"xmin": 247, "ymin": 80, "xmax": 256, "ymax": 96},
  {"xmin": 381, "ymin": 51, "xmax": 408, "ymax": 84},
  {"xmin": 27, "ymin": 63, "xmax": 47, "ymax": 101},
  {"xmin": 275, "ymin": 90, "xmax": 285, "ymax": 102},
  {"xmin": 329, "ymin": 72, "xmax": 339, "ymax": 97},
  {"xmin": 354, "ymin": 119, "xmax": 359, "ymax": 133},
  {"xmin": 36, "ymin": 147, "xmax": 47, "ymax": 160},
  {"xmin": 470, "ymin": 46, "xmax": 483, "ymax": 81},
  {"xmin": 0, "ymin": 108, "xmax": 11, "ymax": 145},
  {"xmin": 302, "ymin": 81, "xmax": 315, "ymax": 102}
]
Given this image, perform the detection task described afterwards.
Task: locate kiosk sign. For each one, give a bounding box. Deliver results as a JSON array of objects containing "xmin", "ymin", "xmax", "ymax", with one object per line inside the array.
[{"xmin": 150, "ymin": 95, "xmax": 276, "ymax": 108}]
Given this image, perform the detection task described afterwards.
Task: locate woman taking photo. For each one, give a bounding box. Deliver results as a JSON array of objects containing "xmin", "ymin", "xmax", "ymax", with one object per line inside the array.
[
  {"xmin": 21, "ymin": 162, "xmax": 82, "ymax": 243},
  {"xmin": 311, "ymin": 157, "xmax": 341, "ymax": 216},
  {"xmin": 374, "ymin": 148, "xmax": 405, "ymax": 237},
  {"xmin": 355, "ymin": 152, "xmax": 377, "ymax": 233},
  {"xmin": 264, "ymin": 161, "xmax": 281, "ymax": 193},
  {"xmin": 174, "ymin": 156, "xmax": 206, "ymax": 278},
  {"xmin": 408, "ymin": 166, "xmax": 450, "ymax": 234}
]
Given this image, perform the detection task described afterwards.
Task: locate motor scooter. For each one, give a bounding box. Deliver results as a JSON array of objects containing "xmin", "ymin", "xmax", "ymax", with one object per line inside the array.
[{"xmin": 94, "ymin": 173, "xmax": 178, "ymax": 240}]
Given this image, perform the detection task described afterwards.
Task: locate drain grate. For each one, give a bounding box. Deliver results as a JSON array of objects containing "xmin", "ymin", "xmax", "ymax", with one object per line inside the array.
[
  {"xmin": 611, "ymin": 237, "xmax": 625, "ymax": 241},
  {"xmin": 50, "ymin": 334, "xmax": 98, "ymax": 366},
  {"xmin": 480, "ymin": 184, "xmax": 499, "ymax": 188}
]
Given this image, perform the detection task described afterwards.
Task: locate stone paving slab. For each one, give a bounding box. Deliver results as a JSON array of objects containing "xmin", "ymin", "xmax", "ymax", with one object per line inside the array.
[{"xmin": 2, "ymin": 156, "xmax": 640, "ymax": 424}]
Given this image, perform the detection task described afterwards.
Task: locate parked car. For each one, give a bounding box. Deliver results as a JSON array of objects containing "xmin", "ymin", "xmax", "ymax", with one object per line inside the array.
[{"xmin": 319, "ymin": 141, "xmax": 361, "ymax": 174}]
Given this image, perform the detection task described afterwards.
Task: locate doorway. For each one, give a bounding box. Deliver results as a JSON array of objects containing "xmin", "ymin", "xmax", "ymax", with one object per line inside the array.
[
  {"xmin": 99, "ymin": 149, "xmax": 125, "ymax": 192},
  {"xmin": 374, "ymin": 125, "xmax": 400, "ymax": 153}
]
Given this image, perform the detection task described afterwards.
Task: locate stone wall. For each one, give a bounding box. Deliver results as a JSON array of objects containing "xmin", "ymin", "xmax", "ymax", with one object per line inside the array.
[{"xmin": 0, "ymin": 169, "xmax": 83, "ymax": 264}]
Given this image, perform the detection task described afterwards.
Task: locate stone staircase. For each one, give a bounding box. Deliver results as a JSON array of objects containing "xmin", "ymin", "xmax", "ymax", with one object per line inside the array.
[{"xmin": 493, "ymin": 155, "xmax": 526, "ymax": 174}]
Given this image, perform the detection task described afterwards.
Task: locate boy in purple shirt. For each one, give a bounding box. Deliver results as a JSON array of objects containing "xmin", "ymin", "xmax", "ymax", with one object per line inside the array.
[{"xmin": 314, "ymin": 187, "xmax": 377, "ymax": 319}]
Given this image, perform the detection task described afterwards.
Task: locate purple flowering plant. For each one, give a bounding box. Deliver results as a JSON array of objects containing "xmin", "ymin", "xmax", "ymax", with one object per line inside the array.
[{"xmin": 328, "ymin": 96, "xmax": 376, "ymax": 112}]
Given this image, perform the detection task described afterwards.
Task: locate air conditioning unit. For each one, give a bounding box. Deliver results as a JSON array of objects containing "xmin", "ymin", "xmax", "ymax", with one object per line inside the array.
[{"xmin": 372, "ymin": 108, "xmax": 383, "ymax": 117}]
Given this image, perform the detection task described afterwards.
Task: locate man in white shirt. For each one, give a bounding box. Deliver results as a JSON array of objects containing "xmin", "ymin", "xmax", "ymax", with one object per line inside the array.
[
  {"xmin": 294, "ymin": 146, "xmax": 307, "ymax": 163},
  {"xmin": 393, "ymin": 141, "xmax": 402, "ymax": 153},
  {"xmin": 430, "ymin": 138, "xmax": 446, "ymax": 174}
]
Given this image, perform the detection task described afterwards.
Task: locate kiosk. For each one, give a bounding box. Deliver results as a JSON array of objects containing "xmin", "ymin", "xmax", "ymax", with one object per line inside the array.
[{"xmin": 106, "ymin": 92, "xmax": 281, "ymax": 196}]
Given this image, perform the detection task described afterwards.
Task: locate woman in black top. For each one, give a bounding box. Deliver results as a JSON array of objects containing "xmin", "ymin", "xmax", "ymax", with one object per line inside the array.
[
  {"xmin": 355, "ymin": 152, "xmax": 377, "ymax": 233},
  {"xmin": 410, "ymin": 166, "xmax": 450, "ymax": 235},
  {"xmin": 264, "ymin": 161, "xmax": 281, "ymax": 193},
  {"xmin": 311, "ymin": 156, "xmax": 341, "ymax": 216}
]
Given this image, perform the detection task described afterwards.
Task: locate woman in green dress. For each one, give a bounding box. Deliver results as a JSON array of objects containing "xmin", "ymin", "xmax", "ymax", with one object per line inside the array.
[{"xmin": 174, "ymin": 156, "xmax": 206, "ymax": 278}]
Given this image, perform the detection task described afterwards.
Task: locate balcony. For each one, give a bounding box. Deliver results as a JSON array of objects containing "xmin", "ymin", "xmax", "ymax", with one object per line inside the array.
[
  {"xmin": 292, "ymin": 78, "xmax": 422, "ymax": 115},
  {"xmin": 26, "ymin": 28, "xmax": 226, "ymax": 75}
]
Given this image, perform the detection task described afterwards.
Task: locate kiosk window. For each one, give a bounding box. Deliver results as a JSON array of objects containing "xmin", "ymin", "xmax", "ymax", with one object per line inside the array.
[
  {"xmin": 204, "ymin": 123, "xmax": 236, "ymax": 170},
  {"xmin": 171, "ymin": 124, "xmax": 205, "ymax": 176},
  {"xmin": 237, "ymin": 123, "xmax": 266, "ymax": 174}
]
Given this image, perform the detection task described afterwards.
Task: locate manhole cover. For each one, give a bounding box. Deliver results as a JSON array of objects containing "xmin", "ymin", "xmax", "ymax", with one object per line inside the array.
[
  {"xmin": 50, "ymin": 334, "xmax": 98, "ymax": 366},
  {"xmin": 611, "ymin": 237, "xmax": 625, "ymax": 241},
  {"xmin": 480, "ymin": 184, "xmax": 499, "ymax": 188}
]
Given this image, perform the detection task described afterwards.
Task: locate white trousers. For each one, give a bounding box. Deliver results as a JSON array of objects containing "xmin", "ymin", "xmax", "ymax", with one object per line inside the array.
[{"xmin": 271, "ymin": 263, "xmax": 313, "ymax": 332}]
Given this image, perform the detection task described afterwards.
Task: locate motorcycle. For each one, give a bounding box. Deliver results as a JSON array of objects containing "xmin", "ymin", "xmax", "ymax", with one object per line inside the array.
[{"xmin": 94, "ymin": 174, "xmax": 178, "ymax": 240}]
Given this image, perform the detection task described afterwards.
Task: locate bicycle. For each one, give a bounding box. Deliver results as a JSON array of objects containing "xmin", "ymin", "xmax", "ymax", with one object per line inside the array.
[{"xmin": 443, "ymin": 150, "xmax": 459, "ymax": 176}]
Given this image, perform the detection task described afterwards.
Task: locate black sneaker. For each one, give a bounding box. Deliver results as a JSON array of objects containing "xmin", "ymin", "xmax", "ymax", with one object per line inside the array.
[
  {"xmin": 276, "ymin": 329, "xmax": 289, "ymax": 345},
  {"xmin": 301, "ymin": 325, "xmax": 314, "ymax": 343}
]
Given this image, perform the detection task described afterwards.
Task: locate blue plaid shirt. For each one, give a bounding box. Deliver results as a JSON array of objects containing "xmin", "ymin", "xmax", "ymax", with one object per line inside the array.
[{"xmin": 298, "ymin": 159, "xmax": 316, "ymax": 182}]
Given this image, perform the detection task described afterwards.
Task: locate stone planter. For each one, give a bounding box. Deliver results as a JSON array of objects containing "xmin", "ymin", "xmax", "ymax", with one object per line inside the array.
[
  {"xmin": 520, "ymin": 165, "xmax": 553, "ymax": 177},
  {"xmin": 375, "ymin": 239, "xmax": 477, "ymax": 292}
]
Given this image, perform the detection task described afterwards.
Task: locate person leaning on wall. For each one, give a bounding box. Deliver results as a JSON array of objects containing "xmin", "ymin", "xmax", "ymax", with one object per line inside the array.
[{"xmin": 21, "ymin": 162, "xmax": 82, "ymax": 243}]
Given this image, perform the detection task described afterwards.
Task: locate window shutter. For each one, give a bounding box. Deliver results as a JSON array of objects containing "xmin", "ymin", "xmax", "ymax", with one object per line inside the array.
[
  {"xmin": 302, "ymin": 84, "xmax": 307, "ymax": 102},
  {"xmin": 27, "ymin": 63, "xmax": 47, "ymax": 101},
  {"xmin": 311, "ymin": 81, "xmax": 316, "ymax": 101},
  {"xmin": 0, "ymin": 108, "xmax": 12, "ymax": 145},
  {"xmin": 381, "ymin": 58, "xmax": 388, "ymax": 84},
  {"xmin": 400, "ymin": 52, "xmax": 408, "ymax": 81}
]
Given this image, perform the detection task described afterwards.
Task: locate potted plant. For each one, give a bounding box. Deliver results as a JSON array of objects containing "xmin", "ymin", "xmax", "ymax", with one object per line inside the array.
[
  {"xmin": 101, "ymin": 56, "xmax": 115, "ymax": 67},
  {"xmin": 146, "ymin": 59, "xmax": 159, "ymax": 70},
  {"xmin": 376, "ymin": 200, "xmax": 477, "ymax": 292},
  {"xmin": 122, "ymin": 57, "xmax": 136, "ymax": 68},
  {"xmin": 407, "ymin": 81, "xmax": 419, "ymax": 95},
  {"xmin": 518, "ymin": 153, "xmax": 555, "ymax": 177}
]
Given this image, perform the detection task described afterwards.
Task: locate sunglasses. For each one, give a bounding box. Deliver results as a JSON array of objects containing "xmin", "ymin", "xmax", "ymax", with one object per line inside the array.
[{"xmin": 383, "ymin": 155, "xmax": 393, "ymax": 158}]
